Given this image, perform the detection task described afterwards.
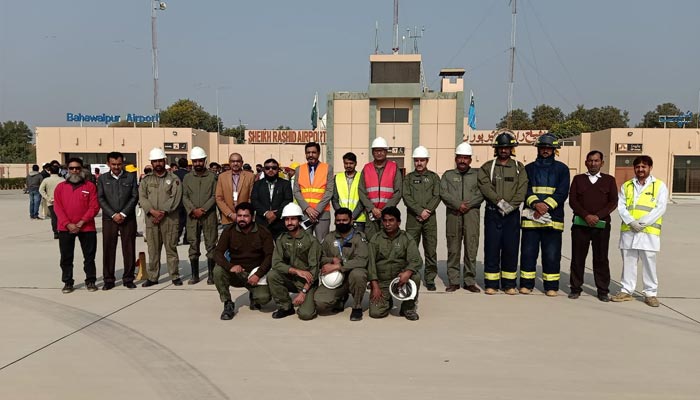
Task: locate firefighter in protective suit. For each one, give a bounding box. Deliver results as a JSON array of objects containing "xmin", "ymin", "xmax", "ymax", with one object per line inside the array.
[{"xmin": 519, "ymin": 133, "xmax": 570, "ymax": 296}]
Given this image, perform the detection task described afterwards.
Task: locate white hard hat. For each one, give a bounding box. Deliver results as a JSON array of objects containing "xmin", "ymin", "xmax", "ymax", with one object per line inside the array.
[
  {"xmin": 371, "ymin": 136, "xmax": 389, "ymax": 149},
  {"xmin": 148, "ymin": 147, "xmax": 166, "ymax": 161},
  {"xmin": 281, "ymin": 203, "xmax": 304, "ymax": 218},
  {"xmin": 455, "ymin": 142, "xmax": 473, "ymax": 156},
  {"xmin": 389, "ymin": 277, "xmax": 418, "ymax": 301},
  {"xmin": 248, "ymin": 267, "xmax": 267, "ymax": 285},
  {"xmin": 321, "ymin": 270, "xmax": 344, "ymax": 289},
  {"xmin": 412, "ymin": 145, "xmax": 430, "ymax": 158},
  {"xmin": 190, "ymin": 146, "xmax": 207, "ymax": 160}
]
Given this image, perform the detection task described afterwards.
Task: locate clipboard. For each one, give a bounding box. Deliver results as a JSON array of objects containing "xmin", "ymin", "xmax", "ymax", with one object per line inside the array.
[{"xmin": 573, "ymin": 215, "xmax": 606, "ymax": 229}]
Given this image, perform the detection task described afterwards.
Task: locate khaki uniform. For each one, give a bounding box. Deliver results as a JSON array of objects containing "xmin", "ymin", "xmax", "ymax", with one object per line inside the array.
[
  {"xmin": 440, "ymin": 168, "xmax": 484, "ymax": 286},
  {"xmin": 268, "ymin": 229, "xmax": 321, "ymax": 320},
  {"xmin": 182, "ymin": 170, "xmax": 218, "ymax": 265},
  {"xmin": 367, "ymin": 230, "xmax": 422, "ymax": 318},
  {"xmin": 402, "ymin": 170, "xmax": 441, "ymax": 285},
  {"xmin": 314, "ymin": 229, "xmax": 369, "ymax": 313},
  {"xmin": 139, "ymin": 171, "xmax": 183, "ymax": 281}
]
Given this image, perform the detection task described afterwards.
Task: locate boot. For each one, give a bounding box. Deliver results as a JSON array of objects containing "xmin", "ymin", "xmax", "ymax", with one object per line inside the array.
[
  {"xmin": 206, "ymin": 259, "xmax": 215, "ymax": 285},
  {"xmin": 188, "ymin": 259, "xmax": 200, "ymax": 285}
]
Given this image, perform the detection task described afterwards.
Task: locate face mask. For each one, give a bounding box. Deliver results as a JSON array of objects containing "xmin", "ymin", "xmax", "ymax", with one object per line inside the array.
[{"xmin": 336, "ymin": 223, "xmax": 352, "ymax": 233}]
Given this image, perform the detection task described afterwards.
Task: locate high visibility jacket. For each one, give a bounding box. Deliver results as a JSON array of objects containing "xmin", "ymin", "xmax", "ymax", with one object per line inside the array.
[
  {"xmin": 620, "ymin": 180, "xmax": 663, "ymax": 236},
  {"xmin": 362, "ymin": 161, "xmax": 397, "ymax": 209},
  {"xmin": 335, "ymin": 172, "xmax": 366, "ymax": 222},
  {"xmin": 298, "ymin": 163, "xmax": 330, "ymax": 212},
  {"xmin": 522, "ymin": 156, "xmax": 570, "ymax": 231}
]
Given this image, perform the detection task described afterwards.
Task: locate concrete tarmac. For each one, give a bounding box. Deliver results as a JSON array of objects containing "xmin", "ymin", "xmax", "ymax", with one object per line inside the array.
[{"xmin": 1, "ymin": 190, "xmax": 699, "ymax": 399}]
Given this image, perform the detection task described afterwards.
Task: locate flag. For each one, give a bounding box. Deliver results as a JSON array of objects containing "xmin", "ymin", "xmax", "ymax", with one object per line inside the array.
[
  {"xmin": 311, "ymin": 92, "xmax": 318, "ymax": 130},
  {"xmin": 468, "ymin": 91, "xmax": 476, "ymax": 130}
]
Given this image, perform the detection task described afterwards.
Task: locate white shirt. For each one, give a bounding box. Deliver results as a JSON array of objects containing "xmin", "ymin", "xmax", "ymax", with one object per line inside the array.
[
  {"xmin": 585, "ymin": 171, "xmax": 601, "ymax": 184},
  {"xmin": 617, "ymin": 175, "xmax": 668, "ymax": 252}
]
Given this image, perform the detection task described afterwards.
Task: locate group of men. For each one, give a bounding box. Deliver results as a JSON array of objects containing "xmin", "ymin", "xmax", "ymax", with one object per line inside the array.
[{"xmin": 50, "ymin": 130, "xmax": 668, "ymax": 323}]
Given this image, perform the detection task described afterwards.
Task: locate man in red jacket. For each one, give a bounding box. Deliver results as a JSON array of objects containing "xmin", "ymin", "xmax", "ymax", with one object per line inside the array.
[{"xmin": 53, "ymin": 158, "xmax": 101, "ymax": 294}]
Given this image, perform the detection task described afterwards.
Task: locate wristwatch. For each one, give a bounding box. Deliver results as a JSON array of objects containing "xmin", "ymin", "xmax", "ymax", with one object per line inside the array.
[{"xmin": 301, "ymin": 287, "xmax": 309, "ymax": 294}]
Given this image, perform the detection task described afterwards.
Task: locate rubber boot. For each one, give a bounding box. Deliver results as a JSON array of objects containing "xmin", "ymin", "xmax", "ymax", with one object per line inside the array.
[
  {"xmin": 188, "ymin": 259, "xmax": 200, "ymax": 285},
  {"xmin": 206, "ymin": 259, "xmax": 215, "ymax": 285}
]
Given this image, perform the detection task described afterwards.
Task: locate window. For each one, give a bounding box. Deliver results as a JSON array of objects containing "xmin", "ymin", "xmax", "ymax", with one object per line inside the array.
[
  {"xmin": 379, "ymin": 108, "xmax": 409, "ymax": 123},
  {"xmin": 371, "ymin": 62, "xmax": 421, "ymax": 84}
]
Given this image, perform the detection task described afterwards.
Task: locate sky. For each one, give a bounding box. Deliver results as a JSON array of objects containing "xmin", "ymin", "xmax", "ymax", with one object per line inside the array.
[{"xmin": 2, "ymin": 0, "xmax": 700, "ymax": 132}]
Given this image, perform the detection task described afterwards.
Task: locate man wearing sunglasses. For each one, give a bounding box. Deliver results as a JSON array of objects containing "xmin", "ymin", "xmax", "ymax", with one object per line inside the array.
[{"xmin": 251, "ymin": 159, "xmax": 293, "ymax": 239}]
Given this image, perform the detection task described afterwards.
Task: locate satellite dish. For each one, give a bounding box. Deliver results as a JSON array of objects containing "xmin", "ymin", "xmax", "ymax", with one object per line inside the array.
[{"xmin": 159, "ymin": 2, "xmax": 167, "ymax": 10}]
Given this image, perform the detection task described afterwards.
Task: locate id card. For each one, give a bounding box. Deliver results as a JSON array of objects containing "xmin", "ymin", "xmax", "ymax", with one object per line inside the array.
[{"xmin": 233, "ymin": 191, "xmax": 239, "ymax": 202}]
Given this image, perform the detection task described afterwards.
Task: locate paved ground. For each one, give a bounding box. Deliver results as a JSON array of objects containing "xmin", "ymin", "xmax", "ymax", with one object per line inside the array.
[{"xmin": 1, "ymin": 189, "xmax": 699, "ymax": 399}]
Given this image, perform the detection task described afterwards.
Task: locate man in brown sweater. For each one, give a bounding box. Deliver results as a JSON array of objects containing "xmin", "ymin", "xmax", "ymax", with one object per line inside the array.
[{"xmin": 568, "ymin": 150, "xmax": 618, "ymax": 301}]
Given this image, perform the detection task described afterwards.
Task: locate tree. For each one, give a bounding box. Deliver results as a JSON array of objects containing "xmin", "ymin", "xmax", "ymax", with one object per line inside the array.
[
  {"xmin": 635, "ymin": 102, "xmax": 695, "ymax": 128},
  {"xmin": 159, "ymin": 99, "xmax": 221, "ymax": 132},
  {"xmin": 221, "ymin": 124, "xmax": 246, "ymax": 143},
  {"xmin": 567, "ymin": 105, "xmax": 629, "ymax": 131},
  {"xmin": 496, "ymin": 108, "xmax": 533, "ymax": 130},
  {"xmin": 531, "ymin": 104, "xmax": 564, "ymax": 131},
  {"xmin": 549, "ymin": 119, "xmax": 589, "ymax": 139},
  {"xmin": 0, "ymin": 121, "xmax": 35, "ymax": 163},
  {"xmin": 275, "ymin": 125, "xmax": 291, "ymax": 130}
]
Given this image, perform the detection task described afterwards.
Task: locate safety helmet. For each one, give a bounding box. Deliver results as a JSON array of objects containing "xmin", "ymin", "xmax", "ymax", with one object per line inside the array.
[
  {"xmin": 281, "ymin": 203, "xmax": 304, "ymax": 218},
  {"xmin": 534, "ymin": 133, "xmax": 561, "ymax": 149},
  {"xmin": 124, "ymin": 164, "xmax": 138, "ymax": 173},
  {"xmin": 455, "ymin": 142, "xmax": 473, "ymax": 156},
  {"xmin": 371, "ymin": 136, "xmax": 389, "ymax": 149},
  {"xmin": 389, "ymin": 278, "xmax": 418, "ymax": 301},
  {"xmin": 148, "ymin": 147, "xmax": 166, "ymax": 161},
  {"xmin": 289, "ymin": 161, "xmax": 300, "ymax": 170},
  {"xmin": 412, "ymin": 146, "xmax": 430, "ymax": 158},
  {"xmin": 248, "ymin": 267, "xmax": 267, "ymax": 285},
  {"xmin": 321, "ymin": 270, "xmax": 344, "ymax": 289},
  {"xmin": 190, "ymin": 146, "xmax": 207, "ymax": 160},
  {"xmin": 492, "ymin": 130, "xmax": 519, "ymax": 148}
]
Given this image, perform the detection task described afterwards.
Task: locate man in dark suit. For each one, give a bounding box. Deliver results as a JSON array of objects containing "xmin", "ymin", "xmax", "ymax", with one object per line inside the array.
[{"xmin": 251, "ymin": 158, "xmax": 293, "ymax": 239}]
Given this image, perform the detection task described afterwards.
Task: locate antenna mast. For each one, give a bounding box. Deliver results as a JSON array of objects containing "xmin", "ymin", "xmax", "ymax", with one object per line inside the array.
[
  {"xmin": 507, "ymin": 0, "xmax": 517, "ymax": 129},
  {"xmin": 392, "ymin": 0, "xmax": 399, "ymax": 54},
  {"xmin": 374, "ymin": 21, "xmax": 380, "ymax": 54}
]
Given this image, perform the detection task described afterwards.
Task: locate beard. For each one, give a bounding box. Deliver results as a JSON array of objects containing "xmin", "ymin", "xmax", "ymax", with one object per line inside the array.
[
  {"xmin": 335, "ymin": 222, "xmax": 352, "ymax": 234},
  {"xmin": 67, "ymin": 171, "xmax": 85, "ymax": 184},
  {"xmin": 194, "ymin": 165, "xmax": 205, "ymax": 173},
  {"xmin": 265, "ymin": 174, "xmax": 277, "ymax": 182},
  {"xmin": 154, "ymin": 165, "xmax": 165, "ymax": 174}
]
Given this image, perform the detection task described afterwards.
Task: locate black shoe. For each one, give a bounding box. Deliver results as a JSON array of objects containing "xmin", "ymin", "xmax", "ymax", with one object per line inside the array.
[
  {"xmin": 187, "ymin": 276, "xmax": 200, "ymax": 285},
  {"xmin": 53, "ymin": 233, "xmax": 59, "ymax": 239},
  {"xmin": 598, "ymin": 294, "xmax": 610, "ymax": 302},
  {"xmin": 86, "ymin": 282, "xmax": 98, "ymax": 292},
  {"xmin": 207, "ymin": 277, "xmax": 214, "ymax": 285},
  {"xmin": 62, "ymin": 283, "xmax": 74, "ymax": 294},
  {"xmin": 463, "ymin": 284, "xmax": 482, "ymax": 293},
  {"xmin": 425, "ymin": 283, "xmax": 436, "ymax": 291},
  {"xmin": 141, "ymin": 280, "xmax": 158, "ymax": 287},
  {"xmin": 248, "ymin": 292, "xmax": 262, "ymax": 310},
  {"xmin": 272, "ymin": 307, "xmax": 295, "ymax": 319},
  {"xmin": 220, "ymin": 301, "xmax": 235, "ymax": 320},
  {"xmin": 135, "ymin": 232, "xmax": 143, "ymax": 237},
  {"xmin": 350, "ymin": 308, "xmax": 363, "ymax": 321},
  {"xmin": 172, "ymin": 278, "xmax": 183, "ymax": 286},
  {"xmin": 124, "ymin": 282, "xmax": 137, "ymax": 289},
  {"xmin": 568, "ymin": 292, "xmax": 581, "ymax": 299},
  {"xmin": 102, "ymin": 283, "xmax": 115, "ymax": 291},
  {"xmin": 400, "ymin": 309, "xmax": 420, "ymax": 321}
]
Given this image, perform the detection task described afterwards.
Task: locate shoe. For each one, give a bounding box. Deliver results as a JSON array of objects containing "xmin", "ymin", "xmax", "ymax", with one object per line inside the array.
[
  {"xmin": 597, "ymin": 294, "xmax": 610, "ymax": 302},
  {"xmin": 172, "ymin": 278, "xmax": 183, "ymax": 286},
  {"xmin": 504, "ymin": 287, "xmax": 518, "ymax": 295},
  {"xmin": 519, "ymin": 287, "xmax": 532, "ymax": 295},
  {"xmin": 53, "ymin": 233, "xmax": 59, "ymax": 239},
  {"xmin": 272, "ymin": 307, "xmax": 295, "ymax": 319},
  {"xmin": 220, "ymin": 301, "xmax": 235, "ymax": 320},
  {"xmin": 86, "ymin": 282, "xmax": 98, "ymax": 292},
  {"xmin": 484, "ymin": 288, "xmax": 498, "ymax": 295},
  {"xmin": 425, "ymin": 283, "xmax": 436, "ymax": 291},
  {"xmin": 187, "ymin": 276, "xmax": 200, "ymax": 285},
  {"xmin": 445, "ymin": 284, "xmax": 460, "ymax": 292},
  {"xmin": 124, "ymin": 282, "xmax": 137, "ymax": 289},
  {"xmin": 463, "ymin": 284, "xmax": 481, "ymax": 293},
  {"xmin": 102, "ymin": 283, "xmax": 115, "ymax": 291},
  {"xmin": 141, "ymin": 280, "xmax": 158, "ymax": 287},
  {"xmin": 568, "ymin": 292, "xmax": 580, "ymax": 299},
  {"xmin": 611, "ymin": 292, "xmax": 633, "ymax": 302},
  {"xmin": 546, "ymin": 290, "xmax": 558, "ymax": 297},
  {"xmin": 62, "ymin": 283, "xmax": 74, "ymax": 294},
  {"xmin": 248, "ymin": 292, "xmax": 262, "ymax": 311},
  {"xmin": 400, "ymin": 309, "xmax": 420, "ymax": 321},
  {"xmin": 644, "ymin": 296, "xmax": 660, "ymax": 307},
  {"xmin": 135, "ymin": 232, "xmax": 143, "ymax": 237},
  {"xmin": 350, "ymin": 308, "xmax": 363, "ymax": 321}
]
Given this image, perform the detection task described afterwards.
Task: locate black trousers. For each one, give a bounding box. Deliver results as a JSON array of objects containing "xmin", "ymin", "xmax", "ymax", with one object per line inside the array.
[
  {"xmin": 102, "ymin": 217, "xmax": 137, "ymax": 284},
  {"xmin": 569, "ymin": 225, "xmax": 611, "ymax": 295},
  {"xmin": 48, "ymin": 205, "xmax": 58, "ymax": 234},
  {"xmin": 58, "ymin": 231, "xmax": 97, "ymax": 285}
]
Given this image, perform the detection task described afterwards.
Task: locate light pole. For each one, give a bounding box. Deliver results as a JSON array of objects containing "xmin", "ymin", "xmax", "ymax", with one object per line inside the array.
[{"xmin": 151, "ymin": 1, "xmax": 166, "ymax": 126}]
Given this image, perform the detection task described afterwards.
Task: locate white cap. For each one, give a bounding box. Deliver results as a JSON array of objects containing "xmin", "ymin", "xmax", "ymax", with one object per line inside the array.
[
  {"xmin": 321, "ymin": 270, "xmax": 344, "ymax": 289},
  {"xmin": 190, "ymin": 146, "xmax": 207, "ymax": 160},
  {"xmin": 148, "ymin": 147, "xmax": 166, "ymax": 161},
  {"xmin": 455, "ymin": 142, "xmax": 473, "ymax": 156},
  {"xmin": 281, "ymin": 203, "xmax": 304, "ymax": 218},
  {"xmin": 412, "ymin": 146, "xmax": 430, "ymax": 158},
  {"xmin": 371, "ymin": 136, "xmax": 389, "ymax": 149}
]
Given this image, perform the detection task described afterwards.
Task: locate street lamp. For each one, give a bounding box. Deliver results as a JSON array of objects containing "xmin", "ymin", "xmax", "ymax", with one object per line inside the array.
[{"xmin": 151, "ymin": 1, "xmax": 167, "ymax": 126}]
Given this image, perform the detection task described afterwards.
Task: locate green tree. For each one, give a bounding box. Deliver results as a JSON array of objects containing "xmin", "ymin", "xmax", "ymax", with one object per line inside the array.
[
  {"xmin": 496, "ymin": 108, "xmax": 533, "ymax": 130},
  {"xmin": 159, "ymin": 99, "xmax": 221, "ymax": 132},
  {"xmin": 567, "ymin": 105, "xmax": 629, "ymax": 131},
  {"xmin": 635, "ymin": 102, "xmax": 694, "ymax": 128},
  {"xmin": 531, "ymin": 104, "xmax": 564, "ymax": 130},
  {"xmin": 0, "ymin": 121, "xmax": 36, "ymax": 163},
  {"xmin": 549, "ymin": 119, "xmax": 589, "ymax": 139},
  {"xmin": 275, "ymin": 125, "xmax": 291, "ymax": 130},
  {"xmin": 221, "ymin": 124, "xmax": 246, "ymax": 143}
]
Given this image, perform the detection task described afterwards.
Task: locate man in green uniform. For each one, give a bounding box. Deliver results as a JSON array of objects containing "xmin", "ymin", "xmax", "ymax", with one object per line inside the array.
[
  {"xmin": 213, "ymin": 202, "xmax": 274, "ymax": 320},
  {"xmin": 139, "ymin": 147, "xmax": 183, "ymax": 287},
  {"xmin": 267, "ymin": 203, "xmax": 321, "ymax": 320},
  {"xmin": 314, "ymin": 207, "xmax": 369, "ymax": 321},
  {"xmin": 182, "ymin": 146, "xmax": 218, "ymax": 285},
  {"xmin": 402, "ymin": 145, "xmax": 441, "ymax": 291},
  {"xmin": 440, "ymin": 142, "xmax": 484, "ymax": 293},
  {"xmin": 368, "ymin": 206, "xmax": 422, "ymax": 321}
]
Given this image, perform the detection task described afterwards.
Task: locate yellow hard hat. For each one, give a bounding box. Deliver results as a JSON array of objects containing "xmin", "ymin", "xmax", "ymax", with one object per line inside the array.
[
  {"xmin": 125, "ymin": 164, "xmax": 138, "ymax": 173},
  {"xmin": 289, "ymin": 161, "xmax": 300, "ymax": 169}
]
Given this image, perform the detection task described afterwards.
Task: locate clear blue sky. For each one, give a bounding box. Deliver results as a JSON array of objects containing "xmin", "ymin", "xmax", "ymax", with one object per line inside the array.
[{"xmin": 2, "ymin": 0, "xmax": 699, "ymax": 131}]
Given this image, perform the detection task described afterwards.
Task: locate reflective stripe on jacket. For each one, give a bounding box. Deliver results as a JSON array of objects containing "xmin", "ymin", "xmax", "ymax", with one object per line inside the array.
[
  {"xmin": 335, "ymin": 172, "xmax": 366, "ymax": 222},
  {"xmin": 620, "ymin": 180, "xmax": 662, "ymax": 236},
  {"xmin": 298, "ymin": 163, "xmax": 330, "ymax": 212},
  {"xmin": 362, "ymin": 161, "xmax": 397, "ymax": 209}
]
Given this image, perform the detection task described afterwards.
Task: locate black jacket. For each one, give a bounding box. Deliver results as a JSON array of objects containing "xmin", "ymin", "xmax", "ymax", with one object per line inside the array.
[
  {"xmin": 97, "ymin": 171, "xmax": 139, "ymax": 220},
  {"xmin": 250, "ymin": 177, "xmax": 293, "ymax": 238}
]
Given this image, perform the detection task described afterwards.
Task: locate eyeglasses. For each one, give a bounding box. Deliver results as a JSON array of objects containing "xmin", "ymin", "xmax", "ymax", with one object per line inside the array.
[
  {"xmin": 68, "ymin": 166, "xmax": 82, "ymax": 171},
  {"xmin": 264, "ymin": 166, "xmax": 278, "ymax": 170}
]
